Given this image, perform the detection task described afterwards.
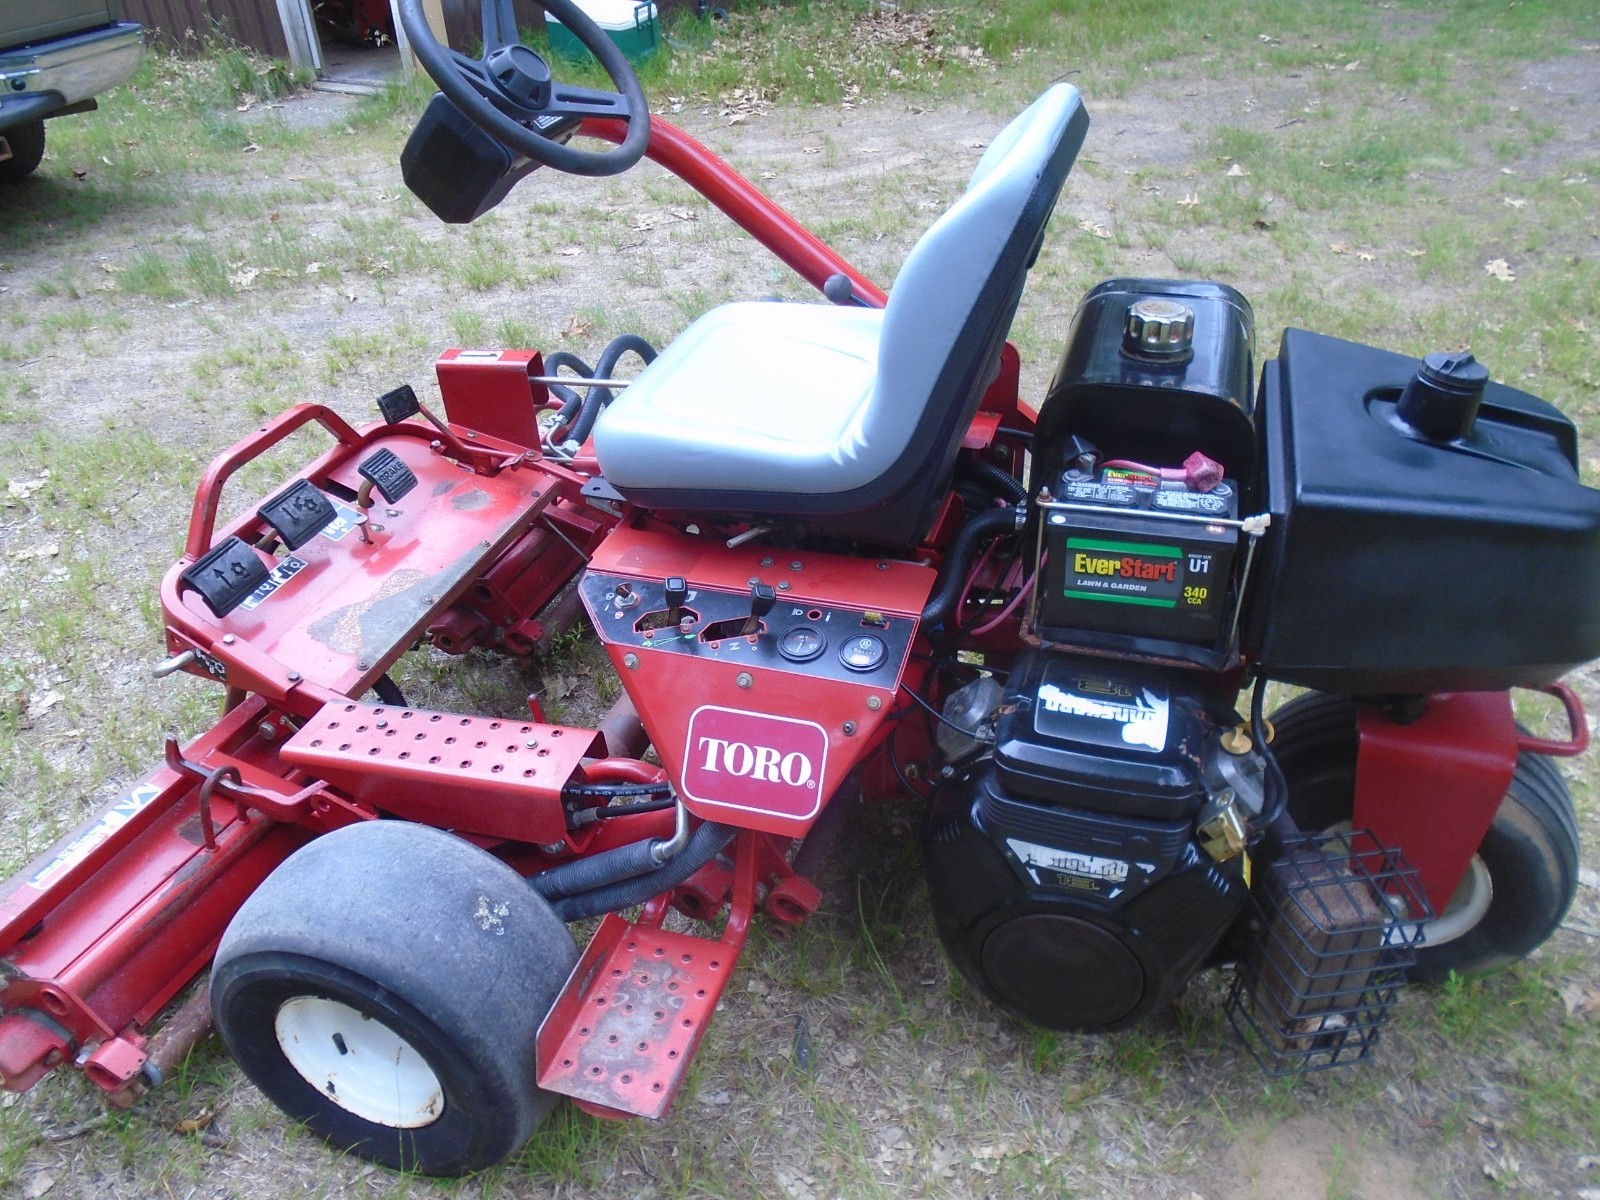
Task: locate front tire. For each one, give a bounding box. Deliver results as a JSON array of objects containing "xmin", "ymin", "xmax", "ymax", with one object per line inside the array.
[
  {"xmin": 212, "ymin": 822, "xmax": 579, "ymax": 1175},
  {"xmin": 1270, "ymin": 692, "xmax": 1580, "ymax": 982},
  {"xmin": 0, "ymin": 120, "xmax": 45, "ymax": 182}
]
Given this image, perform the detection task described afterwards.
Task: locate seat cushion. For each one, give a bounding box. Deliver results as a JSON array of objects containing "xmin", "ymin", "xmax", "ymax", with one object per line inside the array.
[{"xmin": 594, "ymin": 301, "xmax": 886, "ymax": 499}]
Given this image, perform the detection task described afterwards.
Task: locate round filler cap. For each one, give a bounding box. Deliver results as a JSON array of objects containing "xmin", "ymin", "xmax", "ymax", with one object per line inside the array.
[{"xmin": 1124, "ymin": 298, "xmax": 1196, "ymax": 357}]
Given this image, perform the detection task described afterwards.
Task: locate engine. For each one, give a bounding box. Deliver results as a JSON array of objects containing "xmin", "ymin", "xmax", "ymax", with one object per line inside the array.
[{"xmin": 926, "ymin": 650, "xmax": 1262, "ymax": 1030}]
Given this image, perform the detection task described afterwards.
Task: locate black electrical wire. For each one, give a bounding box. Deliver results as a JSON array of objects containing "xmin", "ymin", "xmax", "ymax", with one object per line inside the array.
[
  {"xmin": 1251, "ymin": 675, "xmax": 1290, "ymax": 830},
  {"xmin": 560, "ymin": 780, "xmax": 673, "ymax": 801},
  {"xmin": 897, "ymin": 679, "xmax": 994, "ymax": 745},
  {"xmin": 566, "ymin": 797, "xmax": 678, "ymax": 829},
  {"xmin": 887, "ymin": 723, "xmax": 934, "ymax": 801}
]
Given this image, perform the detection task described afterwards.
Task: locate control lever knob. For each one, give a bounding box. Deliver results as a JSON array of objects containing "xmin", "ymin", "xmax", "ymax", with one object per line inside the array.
[
  {"xmin": 743, "ymin": 583, "xmax": 777, "ymax": 636},
  {"xmin": 664, "ymin": 576, "xmax": 688, "ymax": 624}
]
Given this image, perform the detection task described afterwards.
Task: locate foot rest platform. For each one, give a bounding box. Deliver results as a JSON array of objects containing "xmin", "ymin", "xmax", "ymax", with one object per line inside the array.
[{"xmin": 537, "ymin": 913, "xmax": 738, "ymax": 1119}]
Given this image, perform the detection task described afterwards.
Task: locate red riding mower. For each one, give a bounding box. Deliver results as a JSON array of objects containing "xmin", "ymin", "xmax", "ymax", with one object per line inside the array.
[{"xmin": 2, "ymin": 0, "xmax": 1595, "ymax": 1176}]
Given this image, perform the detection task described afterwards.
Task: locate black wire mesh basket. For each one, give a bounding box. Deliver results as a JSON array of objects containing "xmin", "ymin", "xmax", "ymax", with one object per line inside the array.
[{"xmin": 1225, "ymin": 830, "xmax": 1432, "ymax": 1074}]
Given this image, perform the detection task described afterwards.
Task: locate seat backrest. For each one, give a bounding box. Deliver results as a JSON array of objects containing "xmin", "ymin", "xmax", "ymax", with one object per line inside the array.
[{"xmin": 849, "ymin": 84, "xmax": 1089, "ymax": 544}]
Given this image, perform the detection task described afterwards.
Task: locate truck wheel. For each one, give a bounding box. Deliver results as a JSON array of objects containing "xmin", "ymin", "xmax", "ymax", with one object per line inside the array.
[
  {"xmin": 1269, "ymin": 692, "xmax": 1580, "ymax": 982},
  {"xmin": 0, "ymin": 120, "xmax": 45, "ymax": 182},
  {"xmin": 211, "ymin": 822, "xmax": 578, "ymax": 1175}
]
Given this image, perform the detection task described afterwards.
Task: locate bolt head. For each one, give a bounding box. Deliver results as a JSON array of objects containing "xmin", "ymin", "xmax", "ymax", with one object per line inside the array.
[
  {"xmin": 624, "ymin": 653, "xmax": 640, "ymax": 669},
  {"xmin": 736, "ymin": 672, "xmax": 754, "ymax": 689}
]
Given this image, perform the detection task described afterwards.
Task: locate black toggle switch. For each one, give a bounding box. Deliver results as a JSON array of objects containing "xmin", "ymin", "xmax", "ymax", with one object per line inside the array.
[{"xmin": 743, "ymin": 583, "xmax": 776, "ymax": 637}]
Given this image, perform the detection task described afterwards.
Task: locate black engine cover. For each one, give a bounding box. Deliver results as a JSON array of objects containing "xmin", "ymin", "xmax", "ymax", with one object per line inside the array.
[{"xmin": 925, "ymin": 650, "xmax": 1248, "ymax": 1031}]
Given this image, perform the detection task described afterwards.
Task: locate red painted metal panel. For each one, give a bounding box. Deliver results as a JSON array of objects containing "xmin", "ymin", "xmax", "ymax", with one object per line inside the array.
[
  {"xmin": 163, "ymin": 424, "xmax": 563, "ymax": 706},
  {"xmin": 537, "ymin": 913, "xmax": 735, "ymax": 1118},
  {"xmin": 436, "ymin": 347, "xmax": 550, "ymax": 450},
  {"xmin": 1353, "ymin": 691, "xmax": 1520, "ymax": 914},
  {"xmin": 280, "ymin": 700, "xmax": 601, "ymax": 844}
]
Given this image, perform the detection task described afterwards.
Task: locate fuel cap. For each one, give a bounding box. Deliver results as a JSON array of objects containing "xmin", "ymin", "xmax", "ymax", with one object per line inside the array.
[{"xmin": 1124, "ymin": 298, "xmax": 1195, "ymax": 357}]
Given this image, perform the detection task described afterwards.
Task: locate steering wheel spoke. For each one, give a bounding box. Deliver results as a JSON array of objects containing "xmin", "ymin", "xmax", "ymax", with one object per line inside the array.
[
  {"xmin": 479, "ymin": 0, "xmax": 520, "ymax": 54},
  {"xmin": 544, "ymin": 83, "xmax": 634, "ymax": 121}
]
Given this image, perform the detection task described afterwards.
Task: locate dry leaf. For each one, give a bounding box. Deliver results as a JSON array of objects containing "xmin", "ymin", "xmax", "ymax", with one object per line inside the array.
[
  {"xmin": 1404, "ymin": 248, "xmax": 1426, "ymax": 258},
  {"xmin": 1076, "ymin": 219, "xmax": 1112, "ymax": 240},
  {"xmin": 72, "ymin": 168, "xmax": 87, "ymax": 181},
  {"xmin": 26, "ymin": 690, "xmax": 62, "ymax": 718},
  {"xmin": 801, "ymin": 146, "xmax": 821, "ymax": 155},
  {"xmin": 175, "ymin": 1106, "xmax": 216, "ymax": 1134},
  {"xmin": 228, "ymin": 267, "xmax": 260, "ymax": 290},
  {"xmin": 1484, "ymin": 258, "xmax": 1516, "ymax": 282},
  {"xmin": 305, "ymin": 262, "xmax": 322, "ymax": 275},
  {"xmin": 23, "ymin": 1172, "xmax": 54, "ymax": 1199},
  {"xmin": 555, "ymin": 246, "xmax": 582, "ymax": 257},
  {"xmin": 1329, "ymin": 242, "xmax": 1351, "ymax": 254},
  {"xmin": 1226, "ymin": 163, "xmax": 1249, "ymax": 177},
  {"xmin": 1356, "ymin": 252, "xmax": 1375, "ymax": 263},
  {"xmin": 242, "ymin": 142, "xmax": 261, "ymax": 154},
  {"xmin": 1344, "ymin": 60, "xmax": 1361, "ymax": 70},
  {"xmin": 1176, "ymin": 193, "xmax": 1199, "ymax": 208},
  {"xmin": 1252, "ymin": 218, "xmax": 1276, "ymax": 231},
  {"xmin": 563, "ymin": 316, "xmax": 589, "ymax": 339},
  {"xmin": 1503, "ymin": 197, "xmax": 1527, "ymax": 208}
]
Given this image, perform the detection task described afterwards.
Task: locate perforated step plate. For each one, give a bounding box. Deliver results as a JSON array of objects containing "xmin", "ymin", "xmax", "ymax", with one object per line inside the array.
[
  {"xmin": 538, "ymin": 913, "xmax": 735, "ymax": 1119},
  {"xmin": 280, "ymin": 701, "xmax": 601, "ymax": 844}
]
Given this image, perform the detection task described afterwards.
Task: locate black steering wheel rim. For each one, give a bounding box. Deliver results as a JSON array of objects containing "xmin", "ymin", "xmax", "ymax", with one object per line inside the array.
[{"xmin": 396, "ymin": 0, "xmax": 650, "ymax": 177}]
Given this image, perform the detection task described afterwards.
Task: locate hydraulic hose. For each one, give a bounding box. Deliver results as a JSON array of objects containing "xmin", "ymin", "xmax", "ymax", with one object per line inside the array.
[
  {"xmin": 541, "ymin": 351, "xmax": 595, "ymax": 422},
  {"xmin": 566, "ymin": 334, "xmax": 658, "ymax": 446},
  {"xmin": 921, "ymin": 505, "xmax": 1023, "ymax": 632},
  {"xmin": 531, "ymin": 837, "xmax": 660, "ymax": 901},
  {"xmin": 551, "ymin": 821, "xmax": 738, "ymax": 922}
]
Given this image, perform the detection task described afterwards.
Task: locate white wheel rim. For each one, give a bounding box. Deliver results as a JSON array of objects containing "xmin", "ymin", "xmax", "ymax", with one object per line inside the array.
[
  {"xmin": 275, "ymin": 996, "xmax": 444, "ymax": 1128},
  {"xmin": 1423, "ymin": 854, "xmax": 1493, "ymax": 946},
  {"xmin": 1320, "ymin": 822, "xmax": 1493, "ymax": 948}
]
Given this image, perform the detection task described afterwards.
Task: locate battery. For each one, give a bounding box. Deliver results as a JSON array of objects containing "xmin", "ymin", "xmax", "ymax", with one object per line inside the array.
[{"xmin": 1037, "ymin": 466, "xmax": 1239, "ymax": 649}]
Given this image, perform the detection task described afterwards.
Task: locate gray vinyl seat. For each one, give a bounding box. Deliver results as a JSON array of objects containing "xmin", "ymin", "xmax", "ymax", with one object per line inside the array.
[{"xmin": 593, "ymin": 85, "xmax": 1090, "ymax": 547}]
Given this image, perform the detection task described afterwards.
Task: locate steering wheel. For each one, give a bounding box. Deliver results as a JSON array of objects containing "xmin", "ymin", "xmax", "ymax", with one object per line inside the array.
[{"xmin": 396, "ymin": 0, "xmax": 650, "ymax": 177}]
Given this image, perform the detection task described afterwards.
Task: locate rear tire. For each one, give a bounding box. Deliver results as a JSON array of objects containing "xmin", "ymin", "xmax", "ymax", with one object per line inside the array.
[
  {"xmin": 0, "ymin": 120, "xmax": 45, "ymax": 182},
  {"xmin": 212, "ymin": 822, "xmax": 578, "ymax": 1175},
  {"xmin": 1269, "ymin": 692, "xmax": 1580, "ymax": 982}
]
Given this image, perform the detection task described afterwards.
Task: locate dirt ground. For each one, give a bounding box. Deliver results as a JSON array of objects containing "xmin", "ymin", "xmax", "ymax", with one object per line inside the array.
[{"xmin": 1, "ymin": 29, "xmax": 1598, "ymax": 1200}]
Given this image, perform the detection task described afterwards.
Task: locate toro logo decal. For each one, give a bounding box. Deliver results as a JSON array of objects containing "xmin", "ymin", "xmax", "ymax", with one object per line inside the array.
[{"xmin": 681, "ymin": 706, "xmax": 829, "ymax": 822}]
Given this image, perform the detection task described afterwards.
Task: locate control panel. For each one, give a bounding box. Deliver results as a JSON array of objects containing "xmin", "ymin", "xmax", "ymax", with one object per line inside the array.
[{"xmin": 580, "ymin": 571, "xmax": 917, "ymax": 689}]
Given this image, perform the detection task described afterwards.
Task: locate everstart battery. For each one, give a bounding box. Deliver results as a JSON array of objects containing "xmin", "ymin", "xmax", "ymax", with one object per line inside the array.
[{"xmin": 1036, "ymin": 465, "xmax": 1238, "ymax": 650}]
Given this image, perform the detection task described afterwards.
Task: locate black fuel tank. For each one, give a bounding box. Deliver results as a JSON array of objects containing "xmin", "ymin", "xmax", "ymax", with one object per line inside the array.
[{"xmin": 1245, "ymin": 328, "xmax": 1600, "ymax": 693}]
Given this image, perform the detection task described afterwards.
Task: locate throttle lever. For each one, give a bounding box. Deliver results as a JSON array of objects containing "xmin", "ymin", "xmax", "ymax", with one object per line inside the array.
[{"xmin": 742, "ymin": 583, "xmax": 776, "ymax": 637}]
